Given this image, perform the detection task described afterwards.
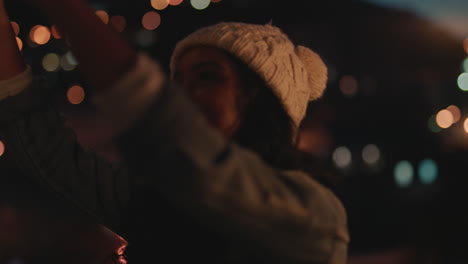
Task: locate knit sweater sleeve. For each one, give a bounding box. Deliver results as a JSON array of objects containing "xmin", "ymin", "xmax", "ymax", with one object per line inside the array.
[
  {"xmin": 105, "ymin": 54, "xmax": 349, "ymax": 263},
  {"xmin": 0, "ymin": 67, "xmax": 131, "ymax": 235}
]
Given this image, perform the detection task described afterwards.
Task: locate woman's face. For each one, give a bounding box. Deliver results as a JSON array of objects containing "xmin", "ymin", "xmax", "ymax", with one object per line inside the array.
[{"xmin": 173, "ymin": 46, "xmax": 244, "ymax": 138}]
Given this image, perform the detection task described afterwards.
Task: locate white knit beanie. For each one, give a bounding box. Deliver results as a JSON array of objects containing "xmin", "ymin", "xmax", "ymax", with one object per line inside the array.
[{"xmin": 169, "ymin": 22, "xmax": 328, "ymax": 131}]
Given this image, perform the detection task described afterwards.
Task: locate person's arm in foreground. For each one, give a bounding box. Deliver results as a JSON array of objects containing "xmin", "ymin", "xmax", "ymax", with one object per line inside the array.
[
  {"xmin": 0, "ymin": 0, "xmax": 130, "ymax": 234},
  {"xmin": 36, "ymin": 0, "xmax": 349, "ymax": 262},
  {"xmin": 0, "ymin": 0, "xmax": 27, "ymax": 86}
]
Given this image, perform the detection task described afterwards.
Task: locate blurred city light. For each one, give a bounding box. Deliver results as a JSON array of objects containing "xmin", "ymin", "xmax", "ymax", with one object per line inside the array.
[
  {"xmin": 42, "ymin": 53, "xmax": 60, "ymax": 72},
  {"xmin": 95, "ymin": 10, "xmax": 110, "ymax": 24},
  {"xmin": 418, "ymin": 159, "xmax": 438, "ymax": 184},
  {"xmin": 151, "ymin": 0, "xmax": 169, "ymax": 10},
  {"xmin": 10, "ymin": 21, "xmax": 19, "ymax": 36},
  {"xmin": 446, "ymin": 105, "xmax": 461, "ymax": 123},
  {"xmin": 135, "ymin": 29, "xmax": 157, "ymax": 47},
  {"xmin": 362, "ymin": 144, "xmax": 380, "ymax": 165},
  {"xmin": 463, "ymin": 57, "xmax": 468, "ymax": 72},
  {"xmin": 339, "ymin": 75, "xmax": 358, "ymax": 97},
  {"xmin": 110, "ymin": 15, "xmax": 127, "ymax": 33},
  {"xmin": 142, "ymin": 11, "xmax": 161, "ymax": 30},
  {"xmin": 169, "ymin": 0, "xmax": 184, "ymax": 6},
  {"xmin": 457, "ymin": 72, "xmax": 468, "ymax": 91},
  {"xmin": 428, "ymin": 114, "xmax": 442, "ymax": 133},
  {"xmin": 16, "ymin": 37, "xmax": 23, "ymax": 51},
  {"xmin": 191, "ymin": 0, "xmax": 211, "ymax": 10},
  {"xmin": 0, "ymin": 140, "xmax": 4, "ymax": 157},
  {"xmin": 394, "ymin": 160, "xmax": 414, "ymax": 188},
  {"xmin": 333, "ymin": 146, "xmax": 352, "ymax": 168},
  {"xmin": 60, "ymin": 52, "xmax": 78, "ymax": 71},
  {"xmin": 50, "ymin": 25, "xmax": 62, "ymax": 39},
  {"xmin": 29, "ymin": 25, "xmax": 51, "ymax": 45},
  {"xmin": 67, "ymin": 85, "xmax": 86, "ymax": 105},
  {"xmin": 435, "ymin": 109, "xmax": 454, "ymax": 128},
  {"xmin": 464, "ymin": 118, "xmax": 468, "ymax": 133}
]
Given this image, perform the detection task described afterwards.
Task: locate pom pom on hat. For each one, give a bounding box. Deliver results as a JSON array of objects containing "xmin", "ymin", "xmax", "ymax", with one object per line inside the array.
[{"xmin": 170, "ymin": 22, "xmax": 328, "ymax": 130}]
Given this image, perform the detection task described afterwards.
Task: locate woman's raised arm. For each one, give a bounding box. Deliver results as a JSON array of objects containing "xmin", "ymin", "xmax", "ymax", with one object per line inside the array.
[
  {"xmin": 36, "ymin": 0, "xmax": 136, "ymax": 92},
  {"xmin": 0, "ymin": 0, "xmax": 26, "ymax": 81}
]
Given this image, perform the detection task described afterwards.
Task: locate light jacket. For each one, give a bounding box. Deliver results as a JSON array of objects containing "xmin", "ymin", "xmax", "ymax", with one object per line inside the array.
[{"xmin": 0, "ymin": 54, "xmax": 349, "ymax": 263}]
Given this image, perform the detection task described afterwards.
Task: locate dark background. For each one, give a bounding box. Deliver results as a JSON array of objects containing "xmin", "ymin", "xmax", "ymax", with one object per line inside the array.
[{"xmin": 3, "ymin": 0, "xmax": 468, "ymax": 263}]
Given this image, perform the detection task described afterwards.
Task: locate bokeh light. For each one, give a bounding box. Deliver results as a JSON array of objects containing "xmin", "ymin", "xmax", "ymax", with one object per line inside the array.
[
  {"xmin": 110, "ymin": 15, "xmax": 127, "ymax": 32},
  {"xmin": 29, "ymin": 25, "xmax": 51, "ymax": 45},
  {"xmin": 10, "ymin": 21, "xmax": 20, "ymax": 36},
  {"xmin": 0, "ymin": 140, "xmax": 4, "ymax": 157},
  {"xmin": 457, "ymin": 72, "xmax": 468, "ymax": 91},
  {"xmin": 51, "ymin": 25, "xmax": 63, "ymax": 39},
  {"xmin": 142, "ymin": 11, "xmax": 161, "ymax": 30},
  {"xmin": 16, "ymin": 37, "xmax": 23, "ymax": 51},
  {"xmin": 191, "ymin": 0, "xmax": 210, "ymax": 10},
  {"xmin": 95, "ymin": 10, "xmax": 110, "ymax": 24},
  {"xmin": 67, "ymin": 85, "xmax": 86, "ymax": 105},
  {"xmin": 394, "ymin": 160, "xmax": 413, "ymax": 188},
  {"xmin": 42, "ymin": 53, "xmax": 60, "ymax": 72},
  {"xmin": 418, "ymin": 159, "xmax": 438, "ymax": 184},
  {"xmin": 464, "ymin": 118, "xmax": 468, "ymax": 133},
  {"xmin": 339, "ymin": 75, "xmax": 358, "ymax": 97},
  {"xmin": 168, "ymin": 0, "xmax": 184, "ymax": 5},
  {"xmin": 428, "ymin": 114, "xmax": 442, "ymax": 133},
  {"xmin": 332, "ymin": 146, "xmax": 352, "ymax": 168},
  {"xmin": 436, "ymin": 109, "xmax": 454, "ymax": 128},
  {"xmin": 463, "ymin": 57, "xmax": 468, "ymax": 72},
  {"xmin": 362, "ymin": 144, "xmax": 380, "ymax": 165},
  {"xmin": 135, "ymin": 29, "xmax": 157, "ymax": 47},
  {"xmin": 60, "ymin": 52, "xmax": 78, "ymax": 71},
  {"xmin": 446, "ymin": 105, "xmax": 461, "ymax": 124},
  {"xmin": 151, "ymin": 0, "xmax": 169, "ymax": 10}
]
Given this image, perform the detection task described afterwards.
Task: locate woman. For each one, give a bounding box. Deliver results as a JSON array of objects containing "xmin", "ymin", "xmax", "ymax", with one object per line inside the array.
[{"xmin": 0, "ymin": 0, "xmax": 349, "ymax": 263}]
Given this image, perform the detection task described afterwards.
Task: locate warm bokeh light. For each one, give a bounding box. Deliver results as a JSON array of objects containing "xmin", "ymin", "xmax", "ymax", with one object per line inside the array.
[
  {"xmin": 51, "ymin": 25, "xmax": 63, "ymax": 39},
  {"xmin": 339, "ymin": 75, "xmax": 358, "ymax": 97},
  {"xmin": 0, "ymin": 140, "xmax": 4, "ymax": 157},
  {"xmin": 332, "ymin": 146, "xmax": 352, "ymax": 168},
  {"xmin": 394, "ymin": 160, "xmax": 413, "ymax": 188},
  {"xmin": 42, "ymin": 53, "xmax": 60, "ymax": 72},
  {"xmin": 142, "ymin": 11, "xmax": 161, "ymax": 30},
  {"xmin": 151, "ymin": 0, "xmax": 169, "ymax": 10},
  {"xmin": 95, "ymin": 10, "xmax": 110, "ymax": 24},
  {"xmin": 464, "ymin": 118, "xmax": 468, "ymax": 133},
  {"xmin": 67, "ymin": 85, "xmax": 86, "ymax": 105},
  {"xmin": 436, "ymin": 109, "xmax": 454, "ymax": 128},
  {"xmin": 446, "ymin": 105, "xmax": 461, "ymax": 123},
  {"xmin": 191, "ymin": 0, "xmax": 210, "ymax": 10},
  {"xmin": 168, "ymin": 0, "xmax": 184, "ymax": 5},
  {"xmin": 362, "ymin": 144, "xmax": 380, "ymax": 165},
  {"xmin": 29, "ymin": 25, "xmax": 51, "ymax": 45},
  {"xmin": 418, "ymin": 159, "xmax": 438, "ymax": 184},
  {"xmin": 110, "ymin": 16, "xmax": 127, "ymax": 32},
  {"xmin": 10, "ymin": 21, "xmax": 20, "ymax": 36},
  {"xmin": 457, "ymin": 72, "xmax": 468, "ymax": 91},
  {"xmin": 16, "ymin": 37, "xmax": 23, "ymax": 51}
]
